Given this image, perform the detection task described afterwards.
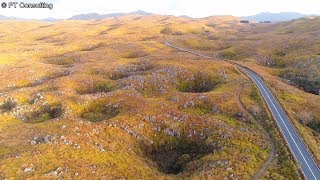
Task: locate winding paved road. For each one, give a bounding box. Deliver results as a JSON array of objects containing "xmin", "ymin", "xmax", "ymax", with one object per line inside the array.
[
  {"xmin": 165, "ymin": 41, "xmax": 320, "ymax": 179},
  {"xmin": 243, "ymin": 68, "xmax": 320, "ymax": 180}
]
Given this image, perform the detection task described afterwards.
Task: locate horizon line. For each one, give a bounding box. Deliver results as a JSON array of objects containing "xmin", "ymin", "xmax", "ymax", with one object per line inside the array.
[{"xmin": 0, "ymin": 10, "xmax": 318, "ymax": 20}]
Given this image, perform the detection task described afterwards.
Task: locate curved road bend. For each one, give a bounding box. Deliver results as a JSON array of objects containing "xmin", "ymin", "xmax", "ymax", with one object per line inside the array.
[{"xmin": 165, "ymin": 41, "xmax": 320, "ymax": 179}]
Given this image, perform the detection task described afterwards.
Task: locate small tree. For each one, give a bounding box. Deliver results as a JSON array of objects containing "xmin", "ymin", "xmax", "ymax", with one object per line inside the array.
[{"xmin": 297, "ymin": 111, "xmax": 313, "ymax": 125}]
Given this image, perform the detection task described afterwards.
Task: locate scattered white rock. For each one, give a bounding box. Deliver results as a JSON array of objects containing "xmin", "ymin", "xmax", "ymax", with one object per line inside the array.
[{"xmin": 23, "ymin": 167, "xmax": 33, "ymax": 173}]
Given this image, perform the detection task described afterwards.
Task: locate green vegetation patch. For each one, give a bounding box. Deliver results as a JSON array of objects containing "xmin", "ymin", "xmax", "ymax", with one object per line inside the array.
[
  {"xmin": 142, "ymin": 133, "xmax": 214, "ymax": 174},
  {"xmin": 160, "ymin": 27, "xmax": 183, "ymax": 35},
  {"xmin": 43, "ymin": 55, "xmax": 78, "ymax": 66},
  {"xmin": 179, "ymin": 98, "xmax": 215, "ymax": 115},
  {"xmin": 75, "ymin": 80, "xmax": 115, "ymax": 95},
  {"xmin": 219, "ymin": 48, "xmax": 246, "ymax": 60},
  {"xmin": 121, "ymin": 50, "xmax": 148, "ymax": 59},
  {"xmin": 0, "ymin": 98, "xmax": 17, "ymax": 112},
  {"xmin": 183, "ymin": 38, "xmax": 218, "ymax": 51},
  {"xmin": 177, "ymin": 71, "xmax": 221, "ymax": 93},
  {"xmin": 78, "ymin": 99, "xmax": 120, "ymax": 122},
  {"xmin": 24, "ymin": 103, "xmax": 63, "ymax": 123},
  {"xmin": 307, "ymin": 121, "xmax": 320, "ymax": 134},
  {"xmin": 280, "ymin": 70, "xmax": 320, "ymax": 95}
]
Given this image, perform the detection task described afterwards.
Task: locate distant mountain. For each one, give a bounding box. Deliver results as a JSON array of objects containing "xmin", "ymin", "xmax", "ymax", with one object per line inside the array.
[
  {"xmin": 68, "ymin": 10, "xmax": 151, "ymax": 20},
  {"xmin": 244, "ymin": 12, "xmax": 306, "ymax": 22},
  {"xmin": 0, "ymin": 15, "xmax": 22, "ymax": 20},
  {"xmin": 130, "ymin": 10, "xmax": 151, "ymax": 16},
  {"xmin": 179, "ymin": 15, "xmax": 193, "ymax": 19},
  {"xmin": 2, "ymin": 11, "xmax": 311, "ymax": 22},
  {"xmin": 41, "ymin": 17, "xmax": 60, "ymax": 22},
  {"xmin": 0, "ymin": 10, "xmax": 150, "ymax": 21},
  {"xmin": 68, "ymin": 13, "xmax": 124, "ymax": 20},
  {"xmin": 0, "ymin": 15, "xmax": 7, "ymax": 20},
  {"xmin": 0, "ymin": 14, "xmax": 60, "ymax": 21}
]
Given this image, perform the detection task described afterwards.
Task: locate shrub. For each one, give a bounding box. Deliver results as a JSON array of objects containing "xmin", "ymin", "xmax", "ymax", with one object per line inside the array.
[
  {"xmin": 160, "ymin": 27, "xmax": 171, "ymax": 34},
  {"xmin": 110, "ymin": 61, "xmax": 154, "ymax": 80},
  {"xmin": 280, "ymin": 71, "xmax": 320, "ymax": 95},
  {"xmin": 274, "ymin": 49, "xmax": 287, "ymax": 57},
  {"xmin": 307, "ymin": 121, "xmax": 320, "ymax": 134},
  {"xmin": 28, "ymin": 93, "xmax": 43, "ymax": 104},
  {"xmin": 0, "ymin": 98, "xmax": 17, "ymax": 112},
  {"xmin": 297, "ymin": 111, "xmax": 313, "ymax": 125},
  {"xmin": 24, "ymin": 103, "xmax": 63, "ymax": 123},
  {"xmin": 121, "ymin": 51, "xmax": 148, "ymax": 58},
  {"xmin": 297, "ymin": 111, "xmax": 320, "ymax": 133},
  {"xmin": 177, "ymin": 71, "xmax": 220, "ymax": 93},
  {"xmin": 75, "ymin": 81, "xmax": 114, "ymax": 95},
  {"xmin": 39, "ymin": 85, "xmax": 59, "ymax": 92},
  {"xmin": 46, "ymin": 70, "xmax": 71, "ymax": 79},
  {"xmin": 160, "ymin": 27, "xmax": 183, "ymax": 35},
  {"xmin": 219, "ymin": 49, "xmax": 238, "ymax": 60},
  {"xmin": 43, "ymin": 56, "xmax": 77, "ymax": 66},
  {"xmin": 79, "ymin": 100, "xmax": 120, "ymax": 122}
]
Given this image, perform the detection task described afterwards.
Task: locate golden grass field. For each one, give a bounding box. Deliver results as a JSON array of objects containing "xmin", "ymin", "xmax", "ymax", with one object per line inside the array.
[{"xmin": 0, "ymin": 14, "xmax": 318, "ymax": 179}]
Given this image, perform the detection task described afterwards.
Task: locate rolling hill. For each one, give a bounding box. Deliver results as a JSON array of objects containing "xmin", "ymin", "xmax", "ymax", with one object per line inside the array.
[{"xmin": 0, "ymin": 13, "xmax": 319, "ymax": 179}]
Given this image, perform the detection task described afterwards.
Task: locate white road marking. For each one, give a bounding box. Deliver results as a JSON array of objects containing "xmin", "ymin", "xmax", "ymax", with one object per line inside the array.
[
  {"xmin": 165, "ymin": 41, "xmax": 320, "ymax": 179},
  {"xmin": 245, "ymin": 69, "xmax": 318, "ymax": 180}
]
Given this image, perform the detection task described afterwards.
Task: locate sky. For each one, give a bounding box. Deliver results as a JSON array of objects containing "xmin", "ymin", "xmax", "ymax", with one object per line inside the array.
[{"xmin": 0, "ymin": 0, "xmax": 320, "ymax": 19}]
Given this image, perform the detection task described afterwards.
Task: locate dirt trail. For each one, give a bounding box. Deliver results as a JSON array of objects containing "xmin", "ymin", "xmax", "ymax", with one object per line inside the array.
[{"xmin": 236, "ymin": 82, "xmax": 276, "ymax": 180}]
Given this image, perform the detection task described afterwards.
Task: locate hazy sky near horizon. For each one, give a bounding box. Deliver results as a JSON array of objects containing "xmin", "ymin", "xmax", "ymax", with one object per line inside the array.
[{"xmin": 1, "ymin": 0, "xmax": 320, "ymax": 19}]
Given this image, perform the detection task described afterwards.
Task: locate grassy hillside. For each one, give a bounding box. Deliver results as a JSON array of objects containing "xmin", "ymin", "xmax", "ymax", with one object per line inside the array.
[
  {"xmin": 0, "ymin": 15, "xmax": 310, "ymax": 179},
  {"xmin": 171, "ymin": 16, "xmax": 320, "ymax": 169}
]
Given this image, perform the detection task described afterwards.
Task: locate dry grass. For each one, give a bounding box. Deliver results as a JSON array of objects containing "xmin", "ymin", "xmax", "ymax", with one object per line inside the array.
[{"xmin": 0, "ymin": 14, "xmax": 313, "ymax": 179}]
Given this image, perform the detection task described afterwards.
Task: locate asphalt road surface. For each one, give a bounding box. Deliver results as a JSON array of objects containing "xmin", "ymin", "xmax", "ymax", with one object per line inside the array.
[
  {"xmin": 242, "ymin": 68, "xmax": 320, "ymax": 180},
  {"xmin": 165, "ymin": 41, "xmax": 320, "ymax": 179}
]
